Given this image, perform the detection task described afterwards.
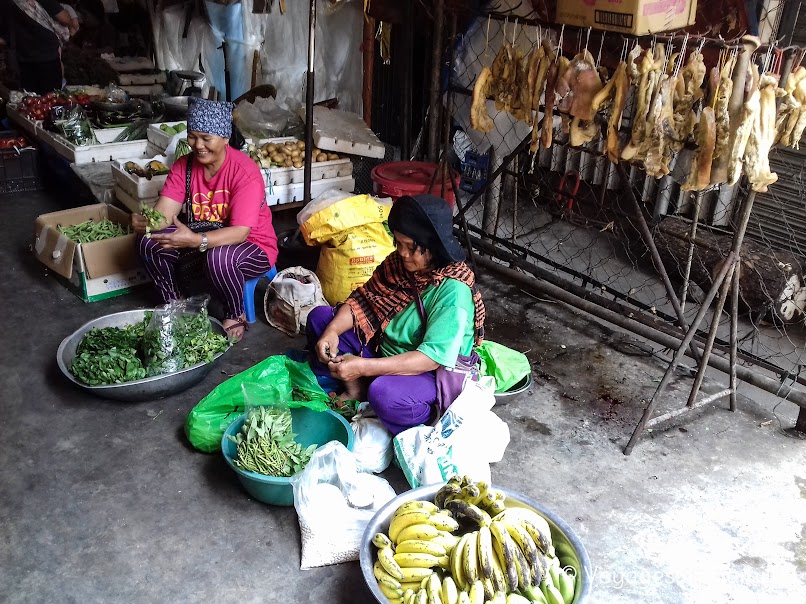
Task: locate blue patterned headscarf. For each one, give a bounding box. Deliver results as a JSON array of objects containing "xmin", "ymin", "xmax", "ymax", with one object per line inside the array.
[{"xmin": 187, "ymin": 98, "xmax": 234, "ymax": 138}]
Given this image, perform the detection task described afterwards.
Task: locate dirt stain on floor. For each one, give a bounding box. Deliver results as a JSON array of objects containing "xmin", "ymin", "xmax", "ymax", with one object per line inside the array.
[
  {"xmin": 516, "ymin": 416, "xmax": 553, "ymax": 435},
  {"xmin": 731, "ymin": 555, "xmax": 768, "ymax": 569}
]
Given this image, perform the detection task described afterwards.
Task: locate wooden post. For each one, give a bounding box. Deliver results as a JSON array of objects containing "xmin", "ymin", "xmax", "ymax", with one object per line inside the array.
[{"xmin": 362, "ymin": 13, "xmax": 374, "ymax": 127}]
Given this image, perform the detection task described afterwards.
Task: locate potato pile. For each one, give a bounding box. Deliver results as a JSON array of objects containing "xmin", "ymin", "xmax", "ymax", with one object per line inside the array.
[{"xmin": 260, "ymin": 140, "xmax": 340, "ymax": 169}]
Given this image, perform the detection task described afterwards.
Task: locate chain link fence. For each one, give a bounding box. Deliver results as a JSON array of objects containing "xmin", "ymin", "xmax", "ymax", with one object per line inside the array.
[{"xmin": 449, "ymin": 14, "xmax": 806, "ymax": 403}]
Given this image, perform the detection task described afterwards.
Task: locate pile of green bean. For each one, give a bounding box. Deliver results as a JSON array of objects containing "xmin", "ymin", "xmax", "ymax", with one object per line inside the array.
[{"xmin": 58, "ymin": 218, "xmax": 131, "ymax": 243}]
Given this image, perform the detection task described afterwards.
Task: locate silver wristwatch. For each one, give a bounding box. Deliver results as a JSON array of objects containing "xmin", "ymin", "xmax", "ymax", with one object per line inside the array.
[{"xmin": 198, "ymin": 233, "xmax": 209, "ymax": 252}]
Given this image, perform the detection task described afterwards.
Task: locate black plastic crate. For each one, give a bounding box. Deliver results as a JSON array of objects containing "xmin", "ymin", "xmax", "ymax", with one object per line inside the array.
[{"xmin": 0, "ymin": 132, "xmax": 41, "ymax": 194}]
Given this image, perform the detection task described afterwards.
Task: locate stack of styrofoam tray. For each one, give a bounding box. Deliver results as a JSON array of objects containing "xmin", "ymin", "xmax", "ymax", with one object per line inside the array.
[
  {"xmin": 251, "ymin": 137, "xmax": 353, "ymax": 188},
  {"xmin": 301, "ymin": 106, "xmax": 385, "ymax": 159},
  {"xmin": 265, "ymin": 176, "xmax": 355, "ymax": 206},
  {"xmin": 147, "ymin": 121, "xmax": 188, "ymax": 151},
  {"xmin": 115, "ymin": 185, "xmax": 157, "ymax": 213},
  {"xmin": 37, "ymin": 127, "xmax": 150, "ymax": 164},
  {"xmin": 111, "ymin": 156, "xmax": 169, "ymax": 200}
]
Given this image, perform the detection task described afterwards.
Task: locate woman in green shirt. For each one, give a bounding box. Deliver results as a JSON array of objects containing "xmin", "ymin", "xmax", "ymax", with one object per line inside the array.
[{"xmin": 306, "ymin": 194, "xmax": 486, "ymax": 435}]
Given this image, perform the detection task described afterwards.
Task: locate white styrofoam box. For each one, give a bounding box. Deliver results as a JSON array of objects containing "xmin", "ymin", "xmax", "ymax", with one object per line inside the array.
[
  {"xmin": 111, "ymin": 156, "xmax": 169, "ymax": 200},
  {"xmin": 115, "ymin": 184, "xmax": 157, "ymax": 213},
  {"xmin": 37, "ymin": 126, "xmax": 150, "ymax": 164},
  {"xmin": 250, "ymin": 137, "xmax": 353, "ymax": 187},
  {"xmin": 118, "ymin": 72, "xmax": 167, "ymax": 86},
  {"xmin": 147, "ymin": 121, "xmax": 188, "ymax": 150},
  {"xmin": 265, "ymin": 176, "xmax": 355, "ymax": 206},
  {"xmin": 103, "ymin": 55, "xmax": 155, "ymax": 72},
  {"xmin": 302, "ymin": 106, "xmax": 385, "ymax": 159}
]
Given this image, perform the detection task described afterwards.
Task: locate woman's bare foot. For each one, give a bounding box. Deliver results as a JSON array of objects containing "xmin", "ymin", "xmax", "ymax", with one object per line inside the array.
[{"xmin": 223, "ymin": 315, "xmax": 249, "ymax": 342}]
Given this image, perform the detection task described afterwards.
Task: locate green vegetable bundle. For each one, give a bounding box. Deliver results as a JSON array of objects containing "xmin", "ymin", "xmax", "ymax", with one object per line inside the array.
[
  {"xmin": 174, "ymin": 138, "xmax": 192, "ymax": 160},
  {"xmin": 58, "ymin": 218, "xmax": 131, "ymax": 243},
  {"xmin": 140, "ymin": 204, "xmax": 165, "ymax": 237},
  {"xmin": 228, "ymin": 407, "xmax": 317, "ymax": 477},
  {"xmin": 70, "ymin": 348, "xmax": 147, "ymax": 386}
]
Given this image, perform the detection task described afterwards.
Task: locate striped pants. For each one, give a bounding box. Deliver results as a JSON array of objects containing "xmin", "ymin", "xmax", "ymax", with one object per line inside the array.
[{"xmin": 137, "ymin": 227, "xmax": 271, "ymax": 320}]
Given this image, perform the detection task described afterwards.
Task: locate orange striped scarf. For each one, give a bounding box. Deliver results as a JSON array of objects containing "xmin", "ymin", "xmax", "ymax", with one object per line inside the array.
[{"xmin": 345, "ymin": 252, "xmax": 485, "ymax": 348}]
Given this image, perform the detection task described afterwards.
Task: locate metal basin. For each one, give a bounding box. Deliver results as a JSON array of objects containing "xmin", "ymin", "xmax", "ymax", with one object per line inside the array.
[
  {"xmin": 359, "ymin": 484, "xmax": 592, "ymax": 603},
  {"xmin": 57, "ymin": 309, "xmax": 230, "ymax": 402},
  {"xmin": 162, "ymin": 96, "xmax": 191, "ymax": 118}
]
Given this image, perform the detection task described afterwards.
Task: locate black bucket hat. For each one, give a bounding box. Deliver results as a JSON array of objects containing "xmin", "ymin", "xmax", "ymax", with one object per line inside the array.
[{"xmin": 388, "ymin": 194, "xmax": 465, "ymax": 264}]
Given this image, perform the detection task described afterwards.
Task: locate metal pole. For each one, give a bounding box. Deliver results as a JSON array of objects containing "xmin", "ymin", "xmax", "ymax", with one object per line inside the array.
[
  {"xmin": 730, "ymin": 263, "xmax": 740, "ymax": 411},
  {"xmin": 624, "ymin": 254, "xmax": 736, "ymax": 454},
  {"xmin": 303, "ymin": 0, "xmax": 317, "ymax": 204},
  {"xmin": 471, "ymin": 253, "xmax": 806, "ymax": 411},
  {"xmin": 427, "ymin": 0, "xmax": 445, "ymax": 162},
  {"xmin": 616, "ymin": 162, "xmax": 701, "ymax": 362}
]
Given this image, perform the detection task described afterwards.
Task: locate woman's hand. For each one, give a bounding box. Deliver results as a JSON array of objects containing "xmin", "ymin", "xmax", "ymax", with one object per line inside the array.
[
  {"xmin": 315, "ymin": 331, "xmax": 341, "ymax": 364},
  {"xmin": 150, "ymin": 217, "xmax": 201, "ymax": 250},
  {"xmin": 131, "ymin": 212, "xmax": 148, "ymax": 235},
  {"xmin": 328, "ymin": 355, "xmax": 365, "ymax": 382}
]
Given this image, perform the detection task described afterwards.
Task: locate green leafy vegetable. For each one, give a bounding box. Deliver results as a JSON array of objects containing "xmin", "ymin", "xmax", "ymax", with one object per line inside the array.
[
  {"xmin": 174, "ymin": 138, "xmax": 192, "ymax": 160},
  {"xmin": 228, "ymin": 407, "xmax": 317, "ymax": 477},
  {"xmin": 140, "ymin": 204, "xmax": 165, "ymax": 237}
]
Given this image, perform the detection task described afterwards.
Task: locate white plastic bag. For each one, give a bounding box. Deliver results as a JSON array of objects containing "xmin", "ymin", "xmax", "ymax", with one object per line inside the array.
[
  {"xmin": 393, "ymin": 378, "xmax": 510, "ymax": 488},
  {"xmin": 351, "ymin": 418, "xmax": 393, "ymax": 474},
  {"xmin": 291, "ymin": 441, "xmax": 396, "ymax": 569}
]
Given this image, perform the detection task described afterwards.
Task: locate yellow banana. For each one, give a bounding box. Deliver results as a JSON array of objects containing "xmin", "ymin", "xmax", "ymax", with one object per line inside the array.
[
  {"xmin": 502, "ymin": 520, "xmax": 540, "ymax": 572},
  {"xmin": 450, "ymin": 533, "xmax": 471, "ymax": 590},
  {"xmin": 505, "ymin": 594, "xmax": 531, "ymax": 604},
  {"xmin": 469, "ymin": 480, "xmax": 490, "ymax": 507},
  {"xmin": 476, "ymin": 525, "xmax": 495, "ymax": 580},
  {"xmin": 374, "ymin": 561, "xmax": 403, "ymax": 588},
  {"xmin": 396, "ymin": 539, "xmax": 447, "ymax": 557},
  {"xmin": 489, "ymin": 499, "xmax": 507, "ymax": 515},
  {"xmin": 487, "ymin": 543, "xmax": 509, "ymax": 595},
  {"xmin": 378, "ymin": 546, "xmax": 405, "ymax": 580},
  {"xmin": 557, "ymin": 568, "xmax": 575, "ymax": 604},
  {"xmin": 437, "ymin": 555, "xmax": 450, "ymax": 570},
  {"xmin": 510, "ymin": 534, "xmax": 534, "ymax": 589},
  {"xmin": 428, "ymin": 513, "xmax": 460, "ymax": 533},
  {"xmin": 462, "ymin": 531, "xmax": 480, "ymax": 584},
  {"xmin": 397, "ymin": 523, "xmax": 441, "ymax": 543},
  {"xmin": 402, "ymin": 583, "xmax": 422, "ymax": 595},
  {"xmin": 493, "ymin": 509, "xmax": 553, "ymax": 554},
  {"xmin": 416, "ymin": 588, "xmax": 428, "ymax": 604},
  {"xmin": 394, "ymin": 552, "xmax": 442, "ymax": 568},
  {"xmin": 460, "ymin": 483, "xmax": 481, "ymax": 502},
  {"xmin": 403, "ymin": 590, "xmax": 416, "ymax": 604},
  {"xmin": 458, "ymin": 592, "xmax": 472, "ymax": 604},
  {"xmin": 390, "ymin": 511, "xmax": 434, "ymax": 543},
  {"xmin": 490, "ymin": 593, "xmax": 506, "ymax": 604},
  {"xmin": 432, "ymin": 531, "xmax": 460, "ymax": 553},
  {"xmin": 379, "ymin": 580, "xmax": 404, "ymax": 601},
  {"xmin": 393, "ymin": 500, "xmax": 440, "ymax": 518},
  {"xmin": 373, "ymin": 532, "xmax": 394, "ymax": 549},
  {"xmin": 427, "ymin": 572, "xmax": 444, "ymax": 604},
  {"xmin": 445, "ymin": 500, "xmax": 492, "ymax": 527},
  {"xmin": 481, "ymin": 577, "xmax": 495, "ymax": 601},
  {"xmin": 441, "ymin": 576, "xmax": 459, "ymax": 604},
  {"xmin": 468, "ymin": 580, "xmax": 485, "ymax": 604},
  {"xmin": 490, "ymin": 520, "xmax": 520, "ymax": 591}
]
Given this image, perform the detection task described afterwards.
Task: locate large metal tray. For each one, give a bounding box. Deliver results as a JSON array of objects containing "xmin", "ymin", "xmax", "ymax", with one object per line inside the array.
[{"xmin": 57, "ymin": 309, "xmax": 230, "ymax": 402}]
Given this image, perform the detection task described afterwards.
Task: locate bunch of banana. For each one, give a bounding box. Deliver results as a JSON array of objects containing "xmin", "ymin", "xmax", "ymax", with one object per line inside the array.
[{"xmin": 372, "ymin": 477, "xmax": 578, "ymax": 604}]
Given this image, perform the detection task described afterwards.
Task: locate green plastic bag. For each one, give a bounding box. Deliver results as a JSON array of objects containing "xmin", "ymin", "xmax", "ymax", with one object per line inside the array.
[
  {"xmin": 185, "ymin": 355, "xmax": 329, "ymax": 453},
  {"xmin": 475, "ymin": 340, "xmax": 531, "ymax": 394}
]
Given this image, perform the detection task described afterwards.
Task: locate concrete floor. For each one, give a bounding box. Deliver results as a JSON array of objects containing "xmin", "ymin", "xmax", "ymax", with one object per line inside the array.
[{"xmin": 2, "ymin": 189, "xmax": 806, "ymax": 604}]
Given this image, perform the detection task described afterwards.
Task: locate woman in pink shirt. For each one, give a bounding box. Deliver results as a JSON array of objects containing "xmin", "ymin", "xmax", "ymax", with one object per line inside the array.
[{"xmin": 131, "ymin": 98, "xmax": 278, "ymax": 341}]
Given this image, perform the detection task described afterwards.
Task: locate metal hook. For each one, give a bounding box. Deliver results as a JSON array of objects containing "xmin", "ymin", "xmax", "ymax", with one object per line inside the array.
[
  {"xmin": 556, "ymin": 24, "xmax": 565, "ymax": 63},
  {"xmin": 596, "ymin": 31, "xmax": 606, "ymax": 67},
  {"xmin": 512, "ymin": 18, "xmax": 518, "ymax": 46},
  {"xmin": 585, "ymin": 27, "xmax": 591, "ymax": 56}
]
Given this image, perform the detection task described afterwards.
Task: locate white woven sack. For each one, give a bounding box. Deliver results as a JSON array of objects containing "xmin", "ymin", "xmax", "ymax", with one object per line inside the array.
[{"xmin": 263, "ymin": 266, "xmax": 328, "ymax": 336}]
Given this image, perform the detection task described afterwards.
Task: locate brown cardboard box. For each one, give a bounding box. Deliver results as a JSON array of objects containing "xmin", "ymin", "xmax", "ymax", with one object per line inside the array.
[
  {"xmin": 555, "ymin": 0, "xmax": 698, "ymax": 36},
  {"xmin": 33, "ymin": 204, "xmax": 149, "ymax": 302}
]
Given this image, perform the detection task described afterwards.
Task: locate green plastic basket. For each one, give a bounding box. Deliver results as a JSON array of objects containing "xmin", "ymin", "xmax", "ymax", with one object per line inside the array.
[{"xmin": 221, "ymin": 407, "xmax": 354, "ymax": 506}]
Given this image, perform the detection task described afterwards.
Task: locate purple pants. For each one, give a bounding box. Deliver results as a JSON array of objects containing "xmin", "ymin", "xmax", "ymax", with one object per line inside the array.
[
  {"xmin": 137, "ymin": 226, "xmax": 271, "ymax": 320},
  {"xmin": 306, "ymin": 305, "xmax": 437, "ymax": 435}
]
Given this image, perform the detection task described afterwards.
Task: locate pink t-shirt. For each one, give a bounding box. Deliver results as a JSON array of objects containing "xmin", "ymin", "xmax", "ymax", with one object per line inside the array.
[{"xmin": 161, "ymin": 147, "xmax": 279, "ymax": 264}]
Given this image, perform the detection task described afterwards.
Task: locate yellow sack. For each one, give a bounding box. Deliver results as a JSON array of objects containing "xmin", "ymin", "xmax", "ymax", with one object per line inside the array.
[
  {"xmin": 301, "ymin": 194, "xmax": 394, "ymax": 305},
  {"xmin": 316, "ymin": 222, "xmax": 394, "ymax": 304}
]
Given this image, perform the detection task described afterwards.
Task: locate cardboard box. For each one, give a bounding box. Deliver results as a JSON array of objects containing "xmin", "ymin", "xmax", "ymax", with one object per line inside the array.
[
  {"xmin": 555, "ymin": 0, "xmax": 698, "ymax": 35},
  {"xmin": 33, "ymin": 204, "xmax": 150, "ymax": 302}
]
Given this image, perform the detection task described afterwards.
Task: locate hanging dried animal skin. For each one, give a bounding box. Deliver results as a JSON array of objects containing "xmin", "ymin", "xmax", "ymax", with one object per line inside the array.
[
  {"xmin": 520, "ymin": 47, "xmax": 543, "ymax": 125},
  {"xmin": 643, "ymin": 73, "xmax": 675, "ymax": 178},
  {"xmin": 787, "ymin": 75, "xmax": 806, "ymax": 149},
  {"xmin": 605, "ymin": 62, "xmax": 629, "ymax": 162},
  {"xmin": 775, "ymin": 88, "xmax": 801, "ymax": 146},
  {"xmin": 709, "ymin": 54, "xmax": 736, "ymax": 184},
  {"xmin": 726, "ymin": 65, "xmax": 760, "ymax": 185},
  {"xmin": 554, "ymin": 50, "xmax": 602, "ymax": 121},
  {"xmin": 744, "ymin": 76, "xmax": 779, "ymax": 192},
  {"xmin": 669, "ymin": 50, "xmax": 706, "ymax": 152},
  {"xmin": 511, "ymin": 49, "xmax": 531, "ymax": 122},
  {"xmin": 682, "ymin": 107, "xmax": 716, "ymax": 191},
  {"xmin": 569, "ymin": 117, "xmax": 598, "ymax": 147},
  {"xmin": 530, "ymin": 41, "xmax": 554, "ymax": 117},
  {"xmin": 622, "ymin": 47, "xmax": 660, "ymax": 162},
  {"xmin": 493, "ymin": 43, "xmax": 518, "ymax": 112},
  {"xmin": 490, "ymin": 43, "xmax": 509, "ymax": 100},
  {"xmin": 470, "ymin": 67, "xmax": 495, "ymax": 133},
  {"xmin": 536, "ymin": 61, "xmax": 560, "ymax": 152}
]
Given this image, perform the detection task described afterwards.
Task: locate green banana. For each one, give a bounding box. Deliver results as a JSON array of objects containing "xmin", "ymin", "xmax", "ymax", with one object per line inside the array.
[
  {"xmin": 521, "ymin": 584, "xmax": 548, "ymax": 604},
  {"xmin": 544, "ymin": 584, "xmax": 565, "ymax": 604},
  {"xmin": 557, "ymin": 568, "xmax": 575, "ymax": 604}
]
